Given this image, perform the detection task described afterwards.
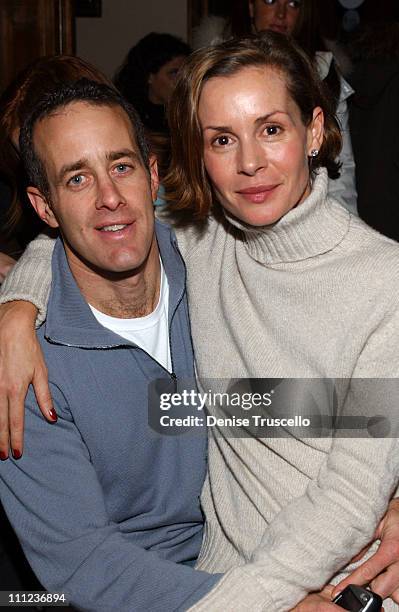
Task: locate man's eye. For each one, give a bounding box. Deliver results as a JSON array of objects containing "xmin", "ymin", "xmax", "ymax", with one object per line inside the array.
[
  {"xmin": 115, "ymin": 164, "xmax": 130, "ymax": 173},
  {"xmin": 68, "ymin": 175, "xmax": 84, "ymax": 186}
]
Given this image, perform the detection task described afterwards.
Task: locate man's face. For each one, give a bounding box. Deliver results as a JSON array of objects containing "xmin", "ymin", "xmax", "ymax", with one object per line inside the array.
[{"xmin": 29, "ymin": 101, "xmax": 158, "ymax": 279}]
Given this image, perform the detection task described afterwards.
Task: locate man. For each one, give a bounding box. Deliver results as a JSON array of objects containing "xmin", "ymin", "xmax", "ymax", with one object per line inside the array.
[{"xmin": 0, "ymin": 80, "xmax": 221, "ymax": 611}]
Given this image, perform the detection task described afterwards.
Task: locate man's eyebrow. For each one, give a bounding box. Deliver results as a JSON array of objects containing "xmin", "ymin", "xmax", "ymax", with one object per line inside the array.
[
  {"xmin": 106, "ymin": 149, "xmax": 140, "ymax": 163},
  {"xmin": 57, "ymin": 150, "xmax": 141, "ymax": 183},
  {"xmin": 57, "ymin": 158, "xmax": 88, "ymax": 183},
  {"xmin": 202, "ymin": 111, "xmax": 290, "ymax": 132}
]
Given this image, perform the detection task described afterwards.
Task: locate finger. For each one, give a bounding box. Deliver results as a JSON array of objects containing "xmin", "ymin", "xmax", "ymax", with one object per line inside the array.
[
  {"xmin": 332, "ymin": 548, "xmax": 394, "ymax": 598},
  {"xmin": 390, "ymin": 587, "xmax": 399, "ymax": 603},
  {"xmin": 371, "ymin": 562, "xmax": 399, "ymax": 599},
  {"xmin": 322, "ymin": 585, "xmax": 335, "ymax": 598},
  {"xmin": 389, "ymin": 498, "xmax": 399, "ymax": 512},
  {"xmin": 0, "ymin": 395, "xmax": 10, "ymax": 459},
  {"xmin": 8, "ymin": 391, "xmax": 25, "ymax": 459},
  {"xmin": 349, "ymin": 544, "xmax": 372, "ymax": 565},
  {"xmin": 32, "ymin": 366, "xmax": 56, "ymax": 423},
  {"xmin": 296, "ymin": 601, "xmax": 341, "ymax": 611}
]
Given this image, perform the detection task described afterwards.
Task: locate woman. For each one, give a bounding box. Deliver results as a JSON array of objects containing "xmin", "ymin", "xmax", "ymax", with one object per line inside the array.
[
  {"xmin": 0, "ymin": 34, "xmax": 399, "ymax": 610},
  {"xmin": 114, "ymin": 32, "xmax": 191, "ymax": 136},
  {"xmin": 193, "ymin": 0, "xmax": 357, "ymax": 215}
]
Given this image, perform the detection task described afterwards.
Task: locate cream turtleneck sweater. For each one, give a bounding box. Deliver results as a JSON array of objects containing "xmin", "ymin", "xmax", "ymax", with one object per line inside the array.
[
  {"xmin": 1, "ymin": 170, "xmax": 399, "ymax": 611},
  {"xmin": 175, "ymin": 169, "xmax": 399, "ymax": 611}
]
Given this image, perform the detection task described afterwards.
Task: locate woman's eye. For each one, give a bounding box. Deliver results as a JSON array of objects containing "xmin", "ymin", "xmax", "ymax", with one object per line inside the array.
[
  {"xmin": 265, "ymin": 125, "xmax": 281, "ymax": 136},
  {"xmin": 213, "ymin": 135, "xmax": 232, "ymax": 147},
  {"xmin": 262, "ymin": 0, "xmax": 301, "ymax": 6}
]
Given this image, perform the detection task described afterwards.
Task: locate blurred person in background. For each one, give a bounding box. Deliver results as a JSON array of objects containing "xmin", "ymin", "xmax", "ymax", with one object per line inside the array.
[
  {"xmin": 114, "ymin": 32, "xmax": 191, "ymax": 137},
  {"xmin": 115, "ymin": 32, "xmax": 191, "ymax": 205},
  {"xmin": 345, "ymin": 22, "xmax": 399, "ymax": 242}
]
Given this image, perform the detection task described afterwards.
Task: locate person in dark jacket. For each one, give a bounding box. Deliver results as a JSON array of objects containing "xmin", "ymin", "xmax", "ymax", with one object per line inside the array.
[{"xmin": 348, "ymin": 22, "xmax": 399, "ymax": 241}]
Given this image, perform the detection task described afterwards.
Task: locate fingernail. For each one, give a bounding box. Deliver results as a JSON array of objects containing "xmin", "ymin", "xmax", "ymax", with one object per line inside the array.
[
  {"xmin": 0, "ymin": 451, "xmax": 8, "ymax": 461},
  {"xmin": 48, "ymin": 408, "xmax": 57, "ymax": 422},
  {"xmin": 12, "ymin": 449, "xmax": 22, "ymax": 460}
]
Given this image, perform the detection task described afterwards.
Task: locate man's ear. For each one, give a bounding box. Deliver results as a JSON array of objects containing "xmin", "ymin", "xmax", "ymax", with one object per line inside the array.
[
  {"xmin": 148, "ymin": 155, "xmax": 160, "ymax": 203},
  {"xmin": 27, "ymin": 187, "xmax": 59, "ymax": 229}
]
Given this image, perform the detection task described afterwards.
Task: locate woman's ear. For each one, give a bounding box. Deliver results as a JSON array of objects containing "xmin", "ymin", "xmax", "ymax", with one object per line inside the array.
[
  {"xmin": 27, "ymin": 187, "xmax": 59, "ymax": 229},
  {"xmin": 248, "ymin": 0, "xmax": 255, "ymax": 21},
  {"xmin": 307, "ymin": 106, "xmax": 324, "ymax": 155}
]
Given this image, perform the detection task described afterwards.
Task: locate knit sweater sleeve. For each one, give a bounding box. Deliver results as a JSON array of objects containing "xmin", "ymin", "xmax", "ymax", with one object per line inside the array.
[
  {"xmin": 0, "ymin": 233, "xmax": 55, "ymax": 327},
  {"xmin": 190, "ymin": 442, "xmax": 399, "ymax": 612},
  {"xmin": 189, "ymin": 311, "xmax": 399, "ymax": 611}
]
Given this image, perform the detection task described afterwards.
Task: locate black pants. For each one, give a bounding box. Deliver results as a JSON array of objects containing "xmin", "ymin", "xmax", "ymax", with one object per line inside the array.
[{"xmin": 0, "ymin": 505, "xmax": 75, "ymax": 611}]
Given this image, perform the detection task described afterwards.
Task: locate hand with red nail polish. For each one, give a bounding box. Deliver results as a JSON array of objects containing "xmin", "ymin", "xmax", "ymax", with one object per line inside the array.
[{"xmin": 0, "ymin": 301, "xmax": 56, "ymax": 459}]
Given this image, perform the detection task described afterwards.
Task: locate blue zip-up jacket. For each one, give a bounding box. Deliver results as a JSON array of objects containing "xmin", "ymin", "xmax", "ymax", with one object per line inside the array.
[{"xmin": 0, "ymin": 221, "xmax": 220, "ymax": 611}]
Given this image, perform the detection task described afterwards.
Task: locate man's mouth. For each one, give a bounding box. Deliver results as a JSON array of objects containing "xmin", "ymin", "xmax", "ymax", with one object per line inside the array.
[{"xmin": 99, "ymin": 224, "xmax": 129, "ymax": 232}]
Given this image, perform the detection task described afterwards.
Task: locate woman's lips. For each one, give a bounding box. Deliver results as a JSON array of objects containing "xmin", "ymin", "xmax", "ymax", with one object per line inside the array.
[
  {"xmin": 269, "ymin": 24, "xmax": 287, "ymax": 34},
  {"xmin": 237, "ymin": 185, "xmax": 279, "ymax": 203}
]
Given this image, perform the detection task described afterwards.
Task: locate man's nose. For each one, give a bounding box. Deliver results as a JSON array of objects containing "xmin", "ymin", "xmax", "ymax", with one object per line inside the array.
[
  {"xmin": 238, "ymin": 140, "xmax": 266, "ymax": 176},
  {"xmin": 96, "ymin": 176, "xmax": 125, "ymax": 210}
]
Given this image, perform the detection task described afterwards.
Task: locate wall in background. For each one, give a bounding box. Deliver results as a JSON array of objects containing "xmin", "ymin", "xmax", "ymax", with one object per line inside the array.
[{"xmin": 76, "ymin": 0, "xmax": 187, "ymax": 78}]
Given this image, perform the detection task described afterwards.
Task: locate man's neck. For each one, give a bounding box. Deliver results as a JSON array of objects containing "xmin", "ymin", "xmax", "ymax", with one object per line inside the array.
[{"xmin": 66, "ymin": 238, "xmax": 161, "ymax": 319}]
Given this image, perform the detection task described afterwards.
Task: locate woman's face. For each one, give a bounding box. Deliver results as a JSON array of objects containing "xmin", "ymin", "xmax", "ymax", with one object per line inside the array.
[
  {"xmin": 249, "ymin": 0, "xmax": 302, "ymax": 35},
  {"xmin": 198, "ymin": 65, "xmax": 323, "ymax": 227},
  {"xmin": 148, "ymin": 56, "xmax": 186, "ymax": 105}
]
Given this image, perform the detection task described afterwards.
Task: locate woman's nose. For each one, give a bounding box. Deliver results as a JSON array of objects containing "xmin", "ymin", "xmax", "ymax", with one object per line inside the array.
[{"xmin": 238, "ymin": 140, "xmax": 266, "ymax": 176}]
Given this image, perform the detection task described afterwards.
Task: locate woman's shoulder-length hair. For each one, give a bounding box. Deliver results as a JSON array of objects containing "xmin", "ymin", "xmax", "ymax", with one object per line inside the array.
[{"xmin": 164, "ymin": 33, "xmax": 342, "ymax": 225}]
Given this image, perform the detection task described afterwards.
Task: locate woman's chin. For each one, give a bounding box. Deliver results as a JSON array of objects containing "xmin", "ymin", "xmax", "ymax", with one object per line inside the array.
[{"xmin": 229, "ymin": 207, "xmax": 286, "ymax": 228}]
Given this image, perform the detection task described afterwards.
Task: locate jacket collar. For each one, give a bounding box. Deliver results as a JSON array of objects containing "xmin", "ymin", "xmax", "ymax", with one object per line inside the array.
[{"xmin": 44, "ymin": 219, "xmax": 186, "ymax": 348}]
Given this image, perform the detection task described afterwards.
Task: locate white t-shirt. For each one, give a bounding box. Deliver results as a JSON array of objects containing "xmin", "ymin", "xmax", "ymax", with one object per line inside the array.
[{"xmin": 89, "ymin": 260, "xmax": 171, "ymax": 372}]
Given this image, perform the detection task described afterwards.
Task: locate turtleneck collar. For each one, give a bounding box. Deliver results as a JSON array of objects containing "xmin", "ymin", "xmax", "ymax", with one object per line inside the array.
[{"xmin": 222, "ymin": 168, "xmax": 351, "ymax": 265}]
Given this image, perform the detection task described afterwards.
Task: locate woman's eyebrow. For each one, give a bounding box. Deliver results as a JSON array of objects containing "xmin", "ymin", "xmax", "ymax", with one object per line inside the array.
[
  {"xmin": 254, "ymin": 111, "xmax": 291, "ymax": 126},
  {"xmin": 202, "ymin": 111, "xmax": 291, "ymax": 133}
]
